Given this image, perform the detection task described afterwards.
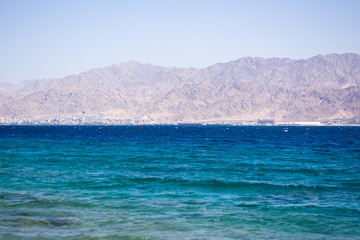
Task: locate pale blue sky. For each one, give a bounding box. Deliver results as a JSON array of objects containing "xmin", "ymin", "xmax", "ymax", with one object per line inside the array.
[{"xmin": 1, "ymin": 0, "xmax": 359, "ymax": 83}]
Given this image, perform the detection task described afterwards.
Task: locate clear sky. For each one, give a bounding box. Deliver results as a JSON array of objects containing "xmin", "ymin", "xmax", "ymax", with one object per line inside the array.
[{"xmin": 1, "ymin": 0, "xmax": 360, "ymax": 83}]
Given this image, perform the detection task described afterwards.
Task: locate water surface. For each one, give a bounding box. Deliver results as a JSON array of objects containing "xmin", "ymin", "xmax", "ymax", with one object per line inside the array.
[{"xmin": 0, "ymin": 125, "xmax": 359, "ymax": 239}]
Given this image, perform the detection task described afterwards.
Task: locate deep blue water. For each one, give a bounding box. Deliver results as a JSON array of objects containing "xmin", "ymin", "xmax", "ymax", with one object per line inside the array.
[{"xmin": 0, "ymin": 125, "xmax": 359, "ymax": 239}]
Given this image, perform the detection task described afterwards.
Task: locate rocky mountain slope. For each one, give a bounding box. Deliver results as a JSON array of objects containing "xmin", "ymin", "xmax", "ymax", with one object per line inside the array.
[{"xmin": 0, "ymin": 53, "xmax": 359, "ymax": 123}]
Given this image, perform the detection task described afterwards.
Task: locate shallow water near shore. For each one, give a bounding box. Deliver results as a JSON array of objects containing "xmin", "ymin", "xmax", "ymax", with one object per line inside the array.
[{"xmin": 1, "ymin": 125, "xmax": 360, "ymax": 239}]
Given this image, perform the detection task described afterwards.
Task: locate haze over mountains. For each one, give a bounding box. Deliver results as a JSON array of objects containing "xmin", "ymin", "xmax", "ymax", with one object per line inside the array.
[{"xmin": 1, "ymin": 53, "xmax": 359, "ymax": 123}]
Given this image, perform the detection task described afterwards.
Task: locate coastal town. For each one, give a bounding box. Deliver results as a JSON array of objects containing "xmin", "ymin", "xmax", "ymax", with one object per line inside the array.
[{"xmin": 0, "ymin": 115, "xmax": 357, "ymax": 126}]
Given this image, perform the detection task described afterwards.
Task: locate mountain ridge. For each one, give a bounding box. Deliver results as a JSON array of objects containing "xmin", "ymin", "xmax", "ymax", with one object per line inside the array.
[{"xmin": 1, "ymin": 53, "xmax": 359, "ymax": 123}]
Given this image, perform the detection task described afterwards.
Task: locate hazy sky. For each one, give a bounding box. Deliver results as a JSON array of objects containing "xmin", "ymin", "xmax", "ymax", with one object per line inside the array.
[{"xmin": 1, "ymin": 0, "xmax": 360, "ymax": 83}]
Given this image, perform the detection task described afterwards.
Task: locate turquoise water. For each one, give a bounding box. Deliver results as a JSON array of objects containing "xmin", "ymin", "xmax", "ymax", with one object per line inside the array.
[{"xmin": 0, "ymin": 125, "xmax": 359, "ymax": 239}]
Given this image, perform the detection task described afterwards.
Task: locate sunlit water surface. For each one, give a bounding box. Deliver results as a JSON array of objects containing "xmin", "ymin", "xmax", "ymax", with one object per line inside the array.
[{"xmin": 0, "ymin": 125, "xmax": 359, "ymax": 239}]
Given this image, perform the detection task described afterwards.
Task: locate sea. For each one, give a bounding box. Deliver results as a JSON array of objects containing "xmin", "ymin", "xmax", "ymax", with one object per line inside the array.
[{"xmin": 0, "ymin": 125, "xmax": 359, "ymax": 240}]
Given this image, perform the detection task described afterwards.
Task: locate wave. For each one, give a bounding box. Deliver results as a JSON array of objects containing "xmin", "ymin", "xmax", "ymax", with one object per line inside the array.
[{"xmin": 114, "ymin": 176, "xmax": 343, "ymax": 193}]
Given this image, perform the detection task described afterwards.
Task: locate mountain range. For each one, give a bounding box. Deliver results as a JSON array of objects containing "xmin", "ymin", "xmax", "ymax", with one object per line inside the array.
[{"xmin": 1, "ymin": 53, "xmax": 359, "ymax": 123}]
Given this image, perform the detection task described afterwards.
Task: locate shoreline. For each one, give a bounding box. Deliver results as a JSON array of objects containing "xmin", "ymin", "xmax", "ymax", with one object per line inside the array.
[
  {"xmin": 1, "ymin": 122, "xmax": 359, "ymax": 127},
  {"xmin": 2, "ymin": 114, "xmax": 359, "ymax": 127},
  {"xmin": 1, "ymin": 115, "xmax": 359, "ymax": 127}
]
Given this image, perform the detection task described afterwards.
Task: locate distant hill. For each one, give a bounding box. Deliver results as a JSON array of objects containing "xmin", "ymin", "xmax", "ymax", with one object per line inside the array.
[{"xmin": 1, "ymin": 53, "xmax": 359, "ymax": 123}]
